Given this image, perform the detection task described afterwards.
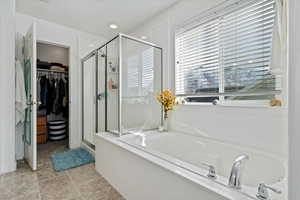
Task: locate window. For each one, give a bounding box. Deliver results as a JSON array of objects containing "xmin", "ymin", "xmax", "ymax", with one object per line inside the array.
[{"xmin": 175, "ymin": 0, "xmax": 281, "ymax": 104}]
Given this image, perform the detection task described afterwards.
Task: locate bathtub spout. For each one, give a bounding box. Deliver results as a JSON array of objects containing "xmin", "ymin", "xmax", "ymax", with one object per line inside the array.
[{"xmin": 228, "ymin": 154, "xmax": 249, "ymax": 189}]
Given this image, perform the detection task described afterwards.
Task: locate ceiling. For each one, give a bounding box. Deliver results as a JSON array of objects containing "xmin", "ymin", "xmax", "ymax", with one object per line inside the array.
[{"xmin": 16, "ymin": 0, "xmax": 180, "ymax": 38}]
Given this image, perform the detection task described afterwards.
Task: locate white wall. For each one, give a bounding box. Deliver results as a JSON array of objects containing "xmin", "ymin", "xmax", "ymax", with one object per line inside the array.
[
  {"xmin": 37, "ymin": 43, "xmax": 69, "ymax": 66},
  {"xmin": 288, "ymin": 0, "xmax": 299, "ymax": 199},
  {"xmin": 0, "ymin": 0, "xmax": 16, "ymax": 174},
  {"xmin": 15, "ymin": 13, "xmax": 107, "ymax": 155},
  {"xmin": 130, "ymin": 0, "xmax": 288, "ymax": 156}
]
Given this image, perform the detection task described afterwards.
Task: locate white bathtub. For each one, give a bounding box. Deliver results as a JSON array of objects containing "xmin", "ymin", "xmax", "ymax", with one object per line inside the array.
[{"xmin": 96, "ymin": 131, "xmax": 287, "ymax": 200}]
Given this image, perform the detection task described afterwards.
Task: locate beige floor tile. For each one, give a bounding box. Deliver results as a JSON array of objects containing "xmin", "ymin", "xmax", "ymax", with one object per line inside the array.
[
  {"xmin": 0, "ymin": 186, "xmax": 15, "ymax": 200},
  {"xmin": 37, "ymin": 157, "xmax": 52, "ymax": 169},
  {"xmin": 0, "ymin": 140, "xmax": 125, "ymax": 200},
  {"xmin": 12, "ymin": 191, "xmax": 41, "ymax": 200},
  {"xmin": 0, "ymin": 170, "xmax": 39, "ymax": 200},
  {"xmin": 39, "ymin": 175, "xmax": 81, "ymax": 200},
  {"xmin": 76, "ymin": 177, "xmax": 112, "ymax": 200},
  {"xmin": 37, "ymin": 165, "xmax": 69, "ymax": 183},
  {"xmin": 108, "ymin": 187, "xmax": 126, "ymax": 200},
  {"xmin": 67, "ymin": 163, "xmax": 101, "ymax": 185}
]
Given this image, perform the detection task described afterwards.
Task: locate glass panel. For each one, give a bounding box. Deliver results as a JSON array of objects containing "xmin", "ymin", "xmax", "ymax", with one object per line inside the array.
[
  {"xmin": 82, "ymin": 54, "xmax": 97, "ymax": 145},
  {"xmin": 106, "ymin": 37, "xmax": 120, "ymax": 133},
  {"xmin": 24, "ymin": 59, "xmax": 32, "ymax": 145},
  {"xmin": 121, "ymin": 36, "xmax": 162, "ymax": 133},
  {"xmin": 97, "ymin": 47, "xmax": 106, "ymax": 132}
]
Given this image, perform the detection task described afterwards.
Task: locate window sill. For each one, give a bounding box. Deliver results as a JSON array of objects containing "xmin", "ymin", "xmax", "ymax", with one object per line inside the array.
[{"xmin": 180, "ymin": 100, "xmax": 285, "ymax": 109}]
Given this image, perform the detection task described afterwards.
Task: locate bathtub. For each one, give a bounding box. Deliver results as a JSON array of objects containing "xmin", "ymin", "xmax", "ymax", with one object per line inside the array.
[{"xmin": 95, "ymin": 131, "xmax": 287, "ymax": 200}]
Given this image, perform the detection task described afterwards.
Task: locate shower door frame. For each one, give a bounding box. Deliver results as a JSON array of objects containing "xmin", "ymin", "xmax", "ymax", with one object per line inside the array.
[
  {"xmin": 81, "ymin": 50, "xmax": 98, "ymax": 149},
  {"xmin": 117, "ymin": 33, "xmax": 164, "ymax": 137},
  {"xmin": 81, "ymin": 33, "xmax": 164, "ymax": 143}
]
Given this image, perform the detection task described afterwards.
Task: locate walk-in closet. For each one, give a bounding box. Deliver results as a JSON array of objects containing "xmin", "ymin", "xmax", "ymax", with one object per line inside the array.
[{"xmin": 36, "ymin": 42, "xmax": 69, "ymax": 154}]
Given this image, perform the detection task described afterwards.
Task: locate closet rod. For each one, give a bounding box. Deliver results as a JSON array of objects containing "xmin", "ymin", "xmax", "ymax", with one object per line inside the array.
[{"xmin": 37, "ymin": 69, "xmax": 68, "ymax": 74}]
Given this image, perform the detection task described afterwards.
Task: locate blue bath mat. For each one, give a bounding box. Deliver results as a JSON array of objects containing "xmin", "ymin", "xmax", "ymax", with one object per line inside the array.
[{"xmin": 51, "ymin": 148, "xmax": 95, "ymax": 172}]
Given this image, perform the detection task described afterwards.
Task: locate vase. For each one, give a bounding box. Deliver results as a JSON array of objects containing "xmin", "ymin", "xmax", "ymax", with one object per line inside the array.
[{"xmin": 159, "ymin": 111, "xmax": 169, "ymax": 132}]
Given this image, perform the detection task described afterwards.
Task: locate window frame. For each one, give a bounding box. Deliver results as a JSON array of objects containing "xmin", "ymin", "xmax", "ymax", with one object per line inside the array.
[{"xmin": 174, "ymin": 0, "xmax": 282, "ymax": 107}]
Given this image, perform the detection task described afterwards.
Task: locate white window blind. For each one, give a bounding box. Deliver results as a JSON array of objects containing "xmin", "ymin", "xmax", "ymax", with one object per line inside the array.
[
  {"xmin": 126, "ymin": 47, "xmax": 154, "ymax": 97},
  {"xmin": 142, "ymin": 48, "xmax": 154, "ymax": 92},
  {"xmin": 127, "ymin": 56, "xmax": 139, "ymax": 89},
  {"xmin": 175, "ymin": 0, "xmax": 279, "ymax": 100}
]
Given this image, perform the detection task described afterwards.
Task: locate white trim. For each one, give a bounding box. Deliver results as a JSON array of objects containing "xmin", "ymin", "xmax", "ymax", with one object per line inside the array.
[
  {"xmin": 36, "ymin": 40, "xmax": 73, "ymax": 150},
  {"xmin": 119, "ymin": 33, "xmax": 160, "ymax": 49},
  {"xmin": 180, "ymin": 100, "xmax": 286, "ymax": 108},
  {"xmin": 217, "ymin": 100, "xmax": 271, "ymax": 107}
]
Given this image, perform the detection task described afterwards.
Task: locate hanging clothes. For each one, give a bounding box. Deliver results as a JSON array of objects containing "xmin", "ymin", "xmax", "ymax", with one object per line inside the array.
[
  {"xmin": 53, "ymin": 79, "xmax": 65, "ymax": 114},
  {"xmin": 53, "ymin": 79, "xmax": 59, "ymax": 114},
  {"xmin": 39, "ymin": 75, "xmax": 49, "ymax": 109},
  {"xmin": 46, "ymin": 78, "xmax": 55, "ymax": 115},
  {"xmin": 62, "ymin": 77, "xmax": 69, "ymax": 118},
  {"xmin": 38, "ymin": 71, "xmax": 68, "ymax": 116}
]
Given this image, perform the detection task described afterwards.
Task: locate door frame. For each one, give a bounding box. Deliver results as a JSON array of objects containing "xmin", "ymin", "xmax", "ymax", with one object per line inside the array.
[{"xmin": 36, "ymin": 40, "xmax": 72, "ymax": 149}]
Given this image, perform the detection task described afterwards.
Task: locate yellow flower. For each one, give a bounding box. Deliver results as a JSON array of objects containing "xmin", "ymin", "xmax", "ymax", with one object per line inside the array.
[{"xmin": 156, "ymin": 90, "xmax": 179, "ymax": 116}]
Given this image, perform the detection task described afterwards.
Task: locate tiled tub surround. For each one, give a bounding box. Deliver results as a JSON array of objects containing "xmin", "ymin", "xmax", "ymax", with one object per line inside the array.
[
  {"xmin": 96, "ymin": 132, "xmax": 287, "ymax": 200},
  {"xmin": 0, "ymin": 140, "xmax": 125, "ymax": 200}
]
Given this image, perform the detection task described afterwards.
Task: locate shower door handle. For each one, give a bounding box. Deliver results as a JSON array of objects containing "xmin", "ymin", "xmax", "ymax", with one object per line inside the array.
[{"xmin": 97, "ymin": 93, "xmax": 105, "ymax": 101}]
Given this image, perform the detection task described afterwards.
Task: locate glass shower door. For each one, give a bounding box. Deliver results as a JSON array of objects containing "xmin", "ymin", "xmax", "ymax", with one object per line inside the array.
[
  {"xmin": 106, "ymin": 38, "xmax": 120, "ymax": 134},
  {"xmin": 97, "ymin": 48, "xmax": 106, "ymax": 133},
  {"xmin": 82, "ymin": 53, "xmax": 97, "ymax": 147}
]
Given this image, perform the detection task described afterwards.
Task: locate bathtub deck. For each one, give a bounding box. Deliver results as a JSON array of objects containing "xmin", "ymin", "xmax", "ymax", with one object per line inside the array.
[{"xmin": 96, "ymin": 132, "xmax": 265, "ymax": 200}]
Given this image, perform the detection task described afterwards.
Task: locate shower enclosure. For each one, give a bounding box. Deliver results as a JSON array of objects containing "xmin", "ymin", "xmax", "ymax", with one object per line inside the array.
[{"xmin": 82, "ymin": 34, "xmax": 163, "ymax": 148}]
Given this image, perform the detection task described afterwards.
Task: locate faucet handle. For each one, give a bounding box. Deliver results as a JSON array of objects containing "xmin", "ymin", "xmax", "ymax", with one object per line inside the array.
[
  {"xmin": 201, "ymin": 163, "xmax": 217, "ymax": 179},
  {"xmin": 256, "ymin": 183, "xmax": 282, "ymax": 200},
  {"xmin": 207, "ymin": 165, "xmax": 217, "ymax": 179}
]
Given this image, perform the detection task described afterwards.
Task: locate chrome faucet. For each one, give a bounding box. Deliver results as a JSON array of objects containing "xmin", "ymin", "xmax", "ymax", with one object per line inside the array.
[
  {"xmin": 256, "ymin": 183, "xmax": 282, "ymax": 200},
  {"xmin": 228, "ymin": 154, "xmax": 249, "ymax": 189}
]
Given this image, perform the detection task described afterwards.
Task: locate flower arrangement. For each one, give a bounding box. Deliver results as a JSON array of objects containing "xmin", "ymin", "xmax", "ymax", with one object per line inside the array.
[{"xmin": 156, "ymin": 90, "xmax": 179, "ymax": 120}]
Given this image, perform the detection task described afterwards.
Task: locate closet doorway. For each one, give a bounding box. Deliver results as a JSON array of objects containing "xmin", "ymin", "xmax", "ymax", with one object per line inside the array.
[{"xmin": 36, "ymin": 41, "xmax": 70, "ymax": 166}]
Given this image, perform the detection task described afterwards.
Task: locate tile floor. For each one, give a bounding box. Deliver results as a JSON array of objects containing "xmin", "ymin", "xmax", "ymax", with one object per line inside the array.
[{"xmin": 0, "ymin": 140, "xmax": 125, "ymax": 200}]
